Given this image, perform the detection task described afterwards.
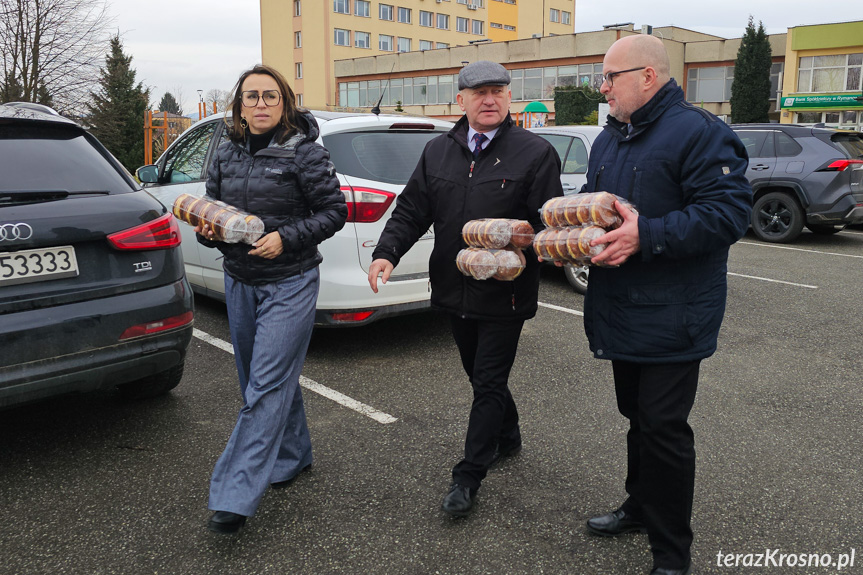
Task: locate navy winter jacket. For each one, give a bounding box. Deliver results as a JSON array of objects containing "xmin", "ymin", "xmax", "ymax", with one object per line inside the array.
[
  {"xmin": 373, "ymin": 114, "xmax": 563, "ymax": 320},
  {"xmin": 199, "ymin": 112, "xmax": 347, "ymax": 285},
  {"xmin": 582, "ymin": 80, "xmax": 752, "ymax": 363}
]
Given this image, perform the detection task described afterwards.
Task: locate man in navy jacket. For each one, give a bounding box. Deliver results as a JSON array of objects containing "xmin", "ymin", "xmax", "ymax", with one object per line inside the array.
[{"xmin": 579, "ymin": 35, "xmax": 752, "ymax": 575}]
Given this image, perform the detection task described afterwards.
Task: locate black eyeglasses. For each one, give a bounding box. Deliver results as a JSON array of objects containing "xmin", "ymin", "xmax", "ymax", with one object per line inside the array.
[
  {"xmin": 600, "ymin": 67, "xmax": 647, "ymax": 87},
  {"xmin": 241, "ymin": 90, "xmax": 282, "ymax": 107}
]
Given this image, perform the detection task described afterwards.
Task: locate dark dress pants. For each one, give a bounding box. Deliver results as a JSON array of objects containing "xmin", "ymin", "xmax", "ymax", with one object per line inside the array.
[
  {"xmin": 612, "ymin": 360, "xmax": 700, "ymax": 570},
  {"xmin": 449, "ymin": 315, "xmax": 525, "ymax": 490}
]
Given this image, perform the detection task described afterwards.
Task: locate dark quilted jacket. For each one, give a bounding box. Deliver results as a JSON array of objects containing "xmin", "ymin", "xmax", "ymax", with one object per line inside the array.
[{"xmin": 199, "ymin": 112, "xmax": 348, "ymax": 285}]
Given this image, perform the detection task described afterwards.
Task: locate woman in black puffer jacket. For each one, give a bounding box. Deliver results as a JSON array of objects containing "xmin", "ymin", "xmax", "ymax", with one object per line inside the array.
[{"xmin": 196, "ymin": 65, "xmax": 347, "ymax": 535}]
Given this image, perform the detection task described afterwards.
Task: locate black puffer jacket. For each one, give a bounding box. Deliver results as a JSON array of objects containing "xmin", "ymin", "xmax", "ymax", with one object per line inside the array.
[
  {"xmin": 199, "ymin": 112, "xmax": 348, "ymax": 285},
  {"xmin": 372, "ymin": 114, "xmax": 562, "ymax": 320}
]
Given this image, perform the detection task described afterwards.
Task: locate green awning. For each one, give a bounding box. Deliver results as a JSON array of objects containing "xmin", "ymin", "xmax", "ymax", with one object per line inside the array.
[
  {"xmin": 781, "ymin": 94, "xmax": 863, "ymax": 109},
  {"xmin": 523, "ymin": 101, "xmax": 550, "ymax": 113}
]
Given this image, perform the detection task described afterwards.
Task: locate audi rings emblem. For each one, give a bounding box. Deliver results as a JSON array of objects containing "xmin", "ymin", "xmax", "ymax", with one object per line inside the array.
[{"xmin": 0, "ymin": 223, "xmax": 34, "ymax": 242}]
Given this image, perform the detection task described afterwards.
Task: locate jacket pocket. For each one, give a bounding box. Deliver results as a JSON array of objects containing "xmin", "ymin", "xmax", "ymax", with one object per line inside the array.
[{"xmin": 610, "ymin": 284, "xmax": 694, "ymax": 356}]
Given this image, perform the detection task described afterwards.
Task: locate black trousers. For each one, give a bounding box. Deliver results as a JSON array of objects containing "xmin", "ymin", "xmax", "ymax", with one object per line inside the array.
[
  {"xmin": 449, "ymin": 315, "xmax": 525, "ymax": 489},
  {"xmin": 613, "ymin": 359, "xmax": 700, "ymax": 570}
]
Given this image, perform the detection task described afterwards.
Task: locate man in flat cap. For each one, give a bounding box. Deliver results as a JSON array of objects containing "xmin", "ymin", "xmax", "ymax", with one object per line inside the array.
[{"xmin": 368, "ymin": 60, "xmax": 563, "ymax": 516}]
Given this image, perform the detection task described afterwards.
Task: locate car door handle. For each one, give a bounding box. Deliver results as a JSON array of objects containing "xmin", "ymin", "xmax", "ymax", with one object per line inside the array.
[{"xmin": 750, "ymin": 164, "xmax": 771, "ymax": 171}]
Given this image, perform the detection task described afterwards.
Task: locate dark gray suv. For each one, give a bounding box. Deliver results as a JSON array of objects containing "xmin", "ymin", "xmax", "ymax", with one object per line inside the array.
[
  {"xmin": 0, "ymin": 102, "xmax": 194, "ymax": 409},
  {"xmin": 732, "ymin": 124, "xmax": 863, "ymax": 243}
]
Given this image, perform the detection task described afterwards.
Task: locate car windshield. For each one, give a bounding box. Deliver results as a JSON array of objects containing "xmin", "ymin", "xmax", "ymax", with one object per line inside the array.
[
  {"xmin": 323, "ymin": 130, "xmax": 442, "ymax": 185},
  {"xmin": 0, "ymin": 124, "xmax": 133, "ymax": 194},
  {"xmin": 830, "ymin": 133, "xmax": 863, "ymax": 158}
]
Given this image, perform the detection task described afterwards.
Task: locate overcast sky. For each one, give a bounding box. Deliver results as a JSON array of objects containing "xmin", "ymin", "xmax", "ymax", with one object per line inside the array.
[{"xmin": 107, "ymin": 0, "xmax": 861, "ymax": 114}]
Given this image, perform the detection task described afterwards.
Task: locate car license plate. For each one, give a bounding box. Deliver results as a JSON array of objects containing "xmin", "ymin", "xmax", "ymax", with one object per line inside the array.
[{"xmin": 0, "ymin": 245, "xmax": 79, "ymax": 287}]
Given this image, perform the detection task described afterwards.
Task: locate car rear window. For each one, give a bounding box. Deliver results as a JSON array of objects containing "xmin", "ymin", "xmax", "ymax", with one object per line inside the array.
[
  {"xmin": 830, "ymin": 133, "xmax": 863, "ymax": 158},
  {"xmin": 323, "ymin": 130, "xmax": 443, "ymax": 185},
  {"xmin": 0, "ymin": 124, "xmax": 134, "ymax": 194}
]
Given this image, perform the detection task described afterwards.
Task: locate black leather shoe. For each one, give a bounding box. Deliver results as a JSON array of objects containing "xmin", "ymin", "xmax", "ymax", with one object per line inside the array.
[
  {"xmin": 650, "ymin": 563, "xmax": 691, "ymax": 575},
  {"xmin": 207, "ymin": 511, "xmax": 247, "ymax": 534},
  {"xmin": 441, "ymin": 483, "xmax": 477, "ymax": 517},
  {"xmin": 490, "ymin": 442, "xmax": 522, "ymax": 468},
  {"xmin": 271, "ymin": 463, "xmax": 312, "ymax": 489},
  {"xmin": 586, "ymin": 508, "xmax": 645, "ymax": 536}
]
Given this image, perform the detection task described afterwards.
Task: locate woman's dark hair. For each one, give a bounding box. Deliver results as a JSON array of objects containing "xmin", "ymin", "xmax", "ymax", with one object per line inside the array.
[{"xmin": 228, "ymin": 64, "xmax": 304, "ymax": 143}]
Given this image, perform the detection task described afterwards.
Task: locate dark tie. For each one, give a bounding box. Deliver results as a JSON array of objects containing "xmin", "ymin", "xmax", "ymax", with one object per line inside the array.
[{"xmin": 471, "ymin": 133, "xmax": 487, "ymax": 158}]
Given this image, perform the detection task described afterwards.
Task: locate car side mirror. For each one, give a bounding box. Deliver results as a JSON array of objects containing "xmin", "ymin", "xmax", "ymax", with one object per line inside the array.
[{"xmin": 136, "ymin": 165, "xmax": 160, "ymax": 184}]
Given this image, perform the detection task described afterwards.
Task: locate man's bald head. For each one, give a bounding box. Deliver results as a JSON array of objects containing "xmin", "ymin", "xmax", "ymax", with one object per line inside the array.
[{"xmin": 607, "ymin": 35, "xmax": 671, "ymax": 83}]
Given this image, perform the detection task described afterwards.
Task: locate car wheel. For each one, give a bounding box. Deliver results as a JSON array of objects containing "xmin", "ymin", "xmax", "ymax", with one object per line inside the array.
[
  {"xmin": 752, "ymin": 191, "xmax": 804, "ymax": 243},
  {"xmin": 806, "ymin": 223, "xmax": 846, "ymax": 235},
  {"xmin": 116, "ymin": 363, "xmax": 184, "ymax": 400},
  {"xmin": 564, "ymin": 263, "xmax": 589, "ymax": 294}
]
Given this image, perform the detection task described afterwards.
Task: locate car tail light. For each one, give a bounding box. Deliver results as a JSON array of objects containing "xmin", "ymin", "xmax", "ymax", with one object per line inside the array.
[
  {"xmin": 341, "ymin": 186, "xmax": 396, "ymax": 223},
  {"xmin": 821, "ymin": 159, "xmax": 863, "ymax": 172},
  {"xmin": 119, "ymin": 311, "xmax": 194, "ymax": 340},
  {"xmin": 108, "ymin": 213, "xmax": 181, "ymax": 250},
  {"xmin": 329, "ymin": 311, "xmax": 376, "ymax": 323}
]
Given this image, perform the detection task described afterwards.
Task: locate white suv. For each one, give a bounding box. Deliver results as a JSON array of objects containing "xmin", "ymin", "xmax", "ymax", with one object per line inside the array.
[{"xmin": 138, "ymin": 110, "xmax": 453, "ymax": 326}]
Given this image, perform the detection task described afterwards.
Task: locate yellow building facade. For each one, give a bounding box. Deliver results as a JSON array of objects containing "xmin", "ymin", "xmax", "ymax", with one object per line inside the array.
[
  {"xmin": 779, "ymin": 21, "xmax": 863, "ymax": 129},
  {"xmin": 260, "ymin": 0, "xmax": 575, "ymax": 108}
]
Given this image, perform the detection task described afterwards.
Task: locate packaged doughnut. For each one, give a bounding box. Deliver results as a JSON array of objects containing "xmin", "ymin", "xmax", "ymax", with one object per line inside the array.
[
  {"xmin": 172, "ymin": 193, "xmax": 265, "ymax": 244},
  {"xmin": 456, "ymin": 247, "xmax": 526, "ymax": 281},
  {"xmin": 533, "ymin": 225, "xmax": 608, "ymax": 265},
  {"xmin": 539, "ymin": 192, "xmax": 635, "ymax": 229},
  {"xmin": 461, "ymin": 218, "xmax": 535, "ymax": 250}
]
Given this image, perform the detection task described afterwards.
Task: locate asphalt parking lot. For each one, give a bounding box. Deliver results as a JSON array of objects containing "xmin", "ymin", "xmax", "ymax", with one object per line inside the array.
[{"xmin": 1, "ymin": 227, "xmax": 861, "ymax": 575}]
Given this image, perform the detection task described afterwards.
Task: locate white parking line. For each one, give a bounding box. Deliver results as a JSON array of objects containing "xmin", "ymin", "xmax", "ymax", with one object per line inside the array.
[
  {"xmin": 192, "ymin": 328, "xmax": 398, "ymax": 425},
  {"xmin": 737, "ymin": 240, "xmax": 863, "ymax": 259},
  {"xmin": 726, "ymin": 272, "xmax": 817, "ymax": 289},
  {"xmin": 538, "ymin": 301, "xmax": 584, "ymax": 316}
]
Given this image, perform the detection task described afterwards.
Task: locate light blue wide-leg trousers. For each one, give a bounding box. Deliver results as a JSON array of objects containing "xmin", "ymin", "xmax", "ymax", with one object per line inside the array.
[{"xmin": 208, "ymin": 267, "xmax": 318, "ymax": 517}]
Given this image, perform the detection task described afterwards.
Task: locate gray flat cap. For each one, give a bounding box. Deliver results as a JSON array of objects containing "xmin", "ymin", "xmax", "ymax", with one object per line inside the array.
[{"xmin": 458, "ymin": 61, "xmax": 511, "ymax": 90}]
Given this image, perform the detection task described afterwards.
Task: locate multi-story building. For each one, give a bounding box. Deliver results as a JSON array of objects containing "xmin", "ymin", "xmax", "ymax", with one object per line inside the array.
[
  {"xmin": 779, "ymin": 20, "xmax": 863, "ymax": 130},
  {"xmin": 260, "ymin": 0, "xmax": 575, "ymax": 108}
]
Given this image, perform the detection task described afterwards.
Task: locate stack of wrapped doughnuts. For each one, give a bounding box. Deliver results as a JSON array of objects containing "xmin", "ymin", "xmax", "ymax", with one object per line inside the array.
[
  {"xmin": 172, "ymin": 193, "xmax": 265, "ymax": 244},
  {"xmin": 534, "ymin": 192, "xmax": 633, "ymax": 265},
  {"xmin": 456, "ymin": 219, "xmax": 534, "ymax": 281}
]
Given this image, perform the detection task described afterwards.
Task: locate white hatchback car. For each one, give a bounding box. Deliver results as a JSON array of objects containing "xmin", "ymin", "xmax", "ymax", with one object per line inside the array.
[
  {"xmin": 137, "ymin": 110, "xmax": 453, "ymax": 326},
  {"xmin": 529, "ymin": 125, "xmax": 605, "ymax": 293},
  {"xmin": 529, "ymin": 125, "xmax": 604, "ymax": 195}
]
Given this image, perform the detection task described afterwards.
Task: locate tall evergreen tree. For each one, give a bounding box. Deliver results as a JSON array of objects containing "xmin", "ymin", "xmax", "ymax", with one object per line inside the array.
[
  {"xmin": 730, "ymin": 16, "xmax": 773, "ymax": 123},
  {"xmin": 158, "ymin": 92, "xmax": 182, "ymax": 115},
  {"xmin": 86, "ymin": 34, "xmax": 150, "ymax": 172}
]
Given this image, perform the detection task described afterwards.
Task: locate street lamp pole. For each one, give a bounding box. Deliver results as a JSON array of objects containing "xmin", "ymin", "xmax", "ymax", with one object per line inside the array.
[{"xmin": 198, "ymin": 90, "xmax": 204, "ymax": 120}]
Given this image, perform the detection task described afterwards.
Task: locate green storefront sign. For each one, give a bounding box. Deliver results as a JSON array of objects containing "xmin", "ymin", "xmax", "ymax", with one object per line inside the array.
[{"xmin": 781, "ymin": 94, "xmax": 863, "ymax": 109}]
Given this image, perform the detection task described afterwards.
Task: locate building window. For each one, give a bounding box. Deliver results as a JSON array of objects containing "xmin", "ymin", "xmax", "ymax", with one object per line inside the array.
[
  {"xmin": 355, "ymin": 0, "xmax": 370, "ymax": 16},
  {"xmin": 797, "ymin": 53, "xmax": 863, "ymax": 93},
  {"xmin": 379, "ymin": 34, "xmax": 393, "ymax": 51},
  {"xmin": 436, "ymin": 42, "xmax": 449, "ymax": 49},
  {"xmin": 334, "ymin": 28, "xmax": 350, "ymax": 46},
  {"xmin": 419, "ymin": 10, "xmax": 433, "ymax": 27},
  {"xmin": 437, "ymin": 14, "xmax": 449, "ymax": 29},
  {"xmin": 457, "ymin": 0, "xmax": 467, "ymax": 3},
  {"xmin": 296, "ymin": 63, "xmax": 302, "ymax": 79},
  {"xmin": 562, "ymin": 11, "xmax": 571, "ymax": 25},
  {"xmin": 687, "ymin": 66, "xmax": 734, "ymax": 102},
  {"xmin": 294, "ymin": 0, "xmax": 301, "ymax": 16},
  {"xmin": 295, "ymin": 32, "xmax": 302, "ymax": 48},
  {"xmin": 397, "ymin": 37, "xmax": 411, "ymax": 53},
  {"xmin": 355, "ymin": 31, "xmax": 370, "ymax": 48},
  {"xmin": 472, "ymin": 20, "xmax": 483, "ymax": 35},
  {"xmin": 334, "ymin": 0, "xmax": 349, "ymax": 15},
  {"xmin": 490, "ymin": 22, "xmax": 502, "ymax": 28},
  {"xmin": 503, "ymin": 24, "xmax": 515, "ymax": 31},
  {"xmin": 420, "ymin": 40, "xmax": 433, "ymax": 51},
  {"xmin": 397, "ymin": 7, "xmax": 411, "ymax": 23},
  {"xmin": 456, "ymin": 17, "xmax": 469, "ymax": 33},
  {"xmin": 379, "ymin": 4, "xmax": 393, "ymax": 20},
  {"xmin": 769, "ymin": 62, "xmax": 784, "ymax": 99},
  {"xmin": 549, "ymin": 8, "xmax": 559, "ymax": 23}
]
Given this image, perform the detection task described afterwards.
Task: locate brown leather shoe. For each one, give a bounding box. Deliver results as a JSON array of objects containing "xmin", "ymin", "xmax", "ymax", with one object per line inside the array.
[{"xmin": 586, "ymin": 508, "xmax": 645, "ymax": 536}]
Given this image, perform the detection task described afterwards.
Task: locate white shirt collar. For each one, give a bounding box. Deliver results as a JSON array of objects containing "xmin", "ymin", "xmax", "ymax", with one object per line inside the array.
[{"xmin": 467, "ymin": 126, "xmax": 500, "ymax": 153}]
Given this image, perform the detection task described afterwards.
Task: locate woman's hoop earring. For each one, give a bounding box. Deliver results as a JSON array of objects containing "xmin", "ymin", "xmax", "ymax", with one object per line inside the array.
[{"xmin": 240, "ymin": 117, "xmax": 248, "ymax": 129}]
